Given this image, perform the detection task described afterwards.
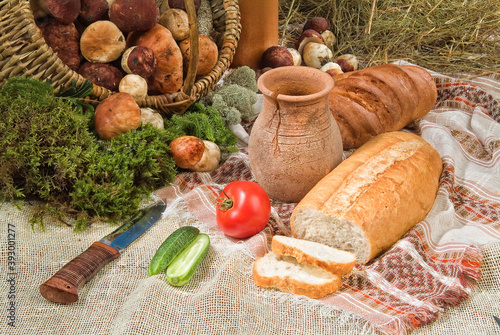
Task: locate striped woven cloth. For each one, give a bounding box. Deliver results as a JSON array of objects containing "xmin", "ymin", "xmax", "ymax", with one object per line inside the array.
[{"xmin": 155, "ymin": 67, "xmax": 500, "ymax": 335}]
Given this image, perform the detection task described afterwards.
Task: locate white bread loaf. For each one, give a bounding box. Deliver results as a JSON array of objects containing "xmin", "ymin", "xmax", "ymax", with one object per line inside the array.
[
  {"xmin": 271, "ymin": 235, "xmax": 356, "ymax": 276},
  {"xmin": 252, "ymin": 252, "xmax": 342, "ymax": 299},
  {"xmin": 329, "ymin": 64, "xmax": 437, "ymax": 149},
  {"xmin": 253, "ymin": 235, "xmax": 355, "ymax": 298},
  {"xmin": 290, "ymin": 131, "xmax": 443, "ymax": 264}
]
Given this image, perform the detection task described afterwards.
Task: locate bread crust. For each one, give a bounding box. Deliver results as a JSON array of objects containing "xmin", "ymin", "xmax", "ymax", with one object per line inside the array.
[
  {"xmin": 252, "ymin": 256, "xmax": 342, "ymax": 299},
  {"xmin": 329, "ymin": 64, "xmax": 437, "ymax": 149},
  {"xmin": 290, "ymin": 131, "xmax": 443, "ymax": 264}
]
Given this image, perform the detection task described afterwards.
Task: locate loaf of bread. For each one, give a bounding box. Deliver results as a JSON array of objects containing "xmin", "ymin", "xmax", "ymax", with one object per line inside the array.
[
  {"xmin": 329, "ymin": 64, "xmax": 437, "ymax": 149},
  {"xmin": 290, "ymin": 131, "xmax": 443, "ymax": 264},
  {"xmin": 252, "ymin": 235, "xmax": 356, "ymax": 299}
]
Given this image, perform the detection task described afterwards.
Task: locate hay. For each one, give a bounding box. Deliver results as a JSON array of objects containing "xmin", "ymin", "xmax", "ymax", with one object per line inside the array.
[{"xmin": 279, "ymin": 0, "xmax": 500, "ymax": 75}]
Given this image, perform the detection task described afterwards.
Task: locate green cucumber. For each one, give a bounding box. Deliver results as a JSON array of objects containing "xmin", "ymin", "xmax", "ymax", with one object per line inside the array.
[
  {"xmin": 166, "ymin": 233, "xmax": 210, "ymax": 286},
  {"xmin": 148, "ymin": 226, "xmax": 200, "ymax": 276}
]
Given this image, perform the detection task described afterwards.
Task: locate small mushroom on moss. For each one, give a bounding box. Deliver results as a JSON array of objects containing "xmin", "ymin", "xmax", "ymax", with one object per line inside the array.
[
  {"xmin": 31, "ymin": 0, "xmax": 81, "ymax": 24},
  {"xmin": 261, "ymin": 46, "xmax": 294, "ymax": 69},
  {"xmin": 94, "ymin": 92, "xmax": 142, "ymax": 140},
  {"xmin": 336, "ymin": 54, "xmax": 359, "ymax": 72},
  {"xmin": 78, "ymin": 62, "xmax": 123, "ymax": 91},
  {"xmin": 80, "ymin": 20, "xmax": 126, "ymax": 63},
  {"xmin": 302, "ymin": 42, "xmax": 333, "ymax": 69},
  {"xmin": 159, "ymin": 8, "xmax": 190, "ymax": 41},
  {"xmin": 140, "ymin": 107, "xmax": 164, "ymax": 129},
  {"xmin": 179, "ymin": 35, "xmax": 218, "ymax": 77},
  {"xmin": 169, "ymin": 135, "xmax": 221, "ymax": 172},
  {"xmin": 109, "ymin": 0, "xmax": 160, "ymax": 32},
  {"xmin": 119, "ymin": 74, "xmax": 148, "ymax": 100},
  {"xmin": 121, "ymin": 46, "xmax": 157, "ymax": 78}
]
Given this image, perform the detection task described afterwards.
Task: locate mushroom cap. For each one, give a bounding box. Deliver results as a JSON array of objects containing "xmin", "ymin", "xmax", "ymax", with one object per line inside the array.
[
  {"xmin": 94, "ymin": 92, "xmax": 142, "ymax": 140},
  {"xmin": 179, "ymin": 35, "xmax": 218, "ymax": 77},
  {"xmin": 121, "ymin": 46, "xmax": 157, "ymax": 78},
  {"xmin": 119, "ymin": 74, "xmax": 149, "ymax": 100},
  {"xmin": 159, "ymin": 8, "xmax": 190, "ymax": 41},
  {"xmin": 79, "ymin": 0, "xmax": 109, "ymax": 26},
  {"xmin": 78, "ymin": 62, "xmax": 123, "ymax": 91},
  {"xmin": 44, "ymin": 0, "xmax": 81, "ymax": 24},
  {"xmin": 80, "ymin": 20, "xmax": 126, "ymax": 63},
  {"xmin": 302, "ymin": 42, "xmax": 333, "ymax": 69},
  {"xmin": 261, "ymin": 46, "xmax": 294, "ymax": 68},
  {"xmin": 109, "ymin": 0, "xmax": 160, "ymax": 32},
  {"xmin": 303, "ymin": 17, "xmax": 331, "ymax": 34},
  {"xmin": 169, "ymin": 136, "xmax": 206, "ymax": 169},
  {"xmin": 336, "ymin": 54, "xmax": 359, "ymax": 72},
  {"xmin": 296, "ymin": 29, "xmax": 325, "ymax": 55}
]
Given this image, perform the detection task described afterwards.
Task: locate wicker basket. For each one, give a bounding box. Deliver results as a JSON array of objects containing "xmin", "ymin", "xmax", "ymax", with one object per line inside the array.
[{"xmin": 0, "ymin": 0, "xmax": 240, "ymax": 116}]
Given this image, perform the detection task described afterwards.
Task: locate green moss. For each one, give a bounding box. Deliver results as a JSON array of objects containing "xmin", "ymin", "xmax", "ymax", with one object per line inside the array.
[{"xmin": 0, "ymin": 77, "xmax": 177, "ymax": 230}]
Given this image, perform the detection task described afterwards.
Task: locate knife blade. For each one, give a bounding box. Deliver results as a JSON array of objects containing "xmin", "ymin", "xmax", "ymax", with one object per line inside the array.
[
  {"xmin": 494, "ymin": 316, "xmax": 500, "ymax": 328},
  {"xmin": 39, "ymin": 202, "xmax": 166, "ymax": 304}
]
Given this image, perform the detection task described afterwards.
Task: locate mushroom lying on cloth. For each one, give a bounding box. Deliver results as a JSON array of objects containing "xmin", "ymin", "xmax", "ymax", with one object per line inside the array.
[{"xmin": 169, "ymin": 135, "xmax": 221, "ymax": 172}]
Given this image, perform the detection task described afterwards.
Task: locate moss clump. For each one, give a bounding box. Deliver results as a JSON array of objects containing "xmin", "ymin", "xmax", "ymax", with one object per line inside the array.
[
  {"xmin": 0, "ymin": 77, "xmax": 178, "ymax": 230},
  {"xmin": 201, "ymin": 66, "xmax": 259, "ymax": 126}
]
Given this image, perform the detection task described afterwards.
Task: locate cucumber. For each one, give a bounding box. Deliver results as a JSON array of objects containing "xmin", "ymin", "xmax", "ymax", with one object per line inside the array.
[
  {"xmin": 148, "ymin": 226, "xmax": 200, "ymax": 276},
  {"xmin": 166, "ymin": 233, "xmax": 210, "ymax": 286}
]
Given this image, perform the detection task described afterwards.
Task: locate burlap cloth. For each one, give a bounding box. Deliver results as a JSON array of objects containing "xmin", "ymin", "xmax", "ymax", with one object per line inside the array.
[{"xmin": 1, "ymin": 64, "xmax": 500, "ymax": 335}]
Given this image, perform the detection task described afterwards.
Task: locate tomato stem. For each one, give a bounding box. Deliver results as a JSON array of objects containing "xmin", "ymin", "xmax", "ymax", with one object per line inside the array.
[{"xmin": 217, "ymin": 189, "xmax": 233, "ymax": 211}]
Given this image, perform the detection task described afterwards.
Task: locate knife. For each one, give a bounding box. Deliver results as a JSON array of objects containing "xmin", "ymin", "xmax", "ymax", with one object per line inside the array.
[
  {"xmin": 39, "ymin": 202, "xmax": 166, "ymax": 304},
  {"xmin": 494, "ymin": 316, "xmax": 500, "ymax": 329}
]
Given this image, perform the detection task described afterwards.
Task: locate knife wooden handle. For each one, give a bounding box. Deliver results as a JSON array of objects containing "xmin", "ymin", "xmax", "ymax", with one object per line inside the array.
[{"xmin": 39, "ymin": 241, "xmax": 119, "ymax": 304}]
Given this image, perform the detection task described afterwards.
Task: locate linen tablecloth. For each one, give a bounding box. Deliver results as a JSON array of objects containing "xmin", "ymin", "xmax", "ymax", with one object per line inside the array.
[{"xmin": 1, "ymin": 65, "xmax": 499, "ymax": 335}]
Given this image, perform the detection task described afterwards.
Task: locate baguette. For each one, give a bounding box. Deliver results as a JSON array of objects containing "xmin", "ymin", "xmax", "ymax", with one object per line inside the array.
[
  {"xmin": 329, "ymin": 64, "xmax": 437, "ymax": 149},
  {"xmin": 290, "ymin": 131, "xmax": 443, "ymax": 264}
]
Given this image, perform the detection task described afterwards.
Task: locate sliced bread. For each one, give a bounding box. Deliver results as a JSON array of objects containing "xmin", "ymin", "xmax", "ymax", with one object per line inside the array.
[
  {"xmin": 252, "ymin": 252, "xmax": 342, "ymax": 299},
  {"xmin": 271, "ymin": 235, "xmax": 356, "ymax": 275}
]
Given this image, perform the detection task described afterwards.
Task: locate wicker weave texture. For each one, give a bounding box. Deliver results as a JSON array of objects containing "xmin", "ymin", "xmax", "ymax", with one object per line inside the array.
[{"xmin": 0, "ymin": 0, "xmax": 240, "ymax": 116}]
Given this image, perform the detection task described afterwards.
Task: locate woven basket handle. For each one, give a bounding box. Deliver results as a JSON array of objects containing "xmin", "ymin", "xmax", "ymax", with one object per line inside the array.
[{"xmin": 182, "ymin": 0, "xmax": 199, "ymax": 97}]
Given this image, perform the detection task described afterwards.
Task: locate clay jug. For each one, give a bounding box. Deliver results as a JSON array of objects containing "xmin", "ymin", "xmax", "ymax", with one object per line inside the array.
[
  {"xmin": 248, "ymin": 66, "xmax": 343, "ymax": 203},
  {"xmin": 230, "ymin": 0, "xmax": 279, "ymax": 70}
]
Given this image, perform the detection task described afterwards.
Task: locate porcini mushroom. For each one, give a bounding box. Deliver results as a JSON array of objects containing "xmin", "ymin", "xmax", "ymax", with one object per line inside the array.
[
  {"xmin": 140, "ymin": 108, "xmax": 164, "ymax": 129},
  {"xmin": 119, "ymin": 74, "xmax": 148, "ymax": 100},
  {"xmin": 169, "ymin": 136, "xmax": 221, "ymax": 172},
  {"xmin": 303, "ymin": 17, "xmax": 331, "ymax": 34},
  {"xmin": 80, "ymin": 20, "xmax": 126, "ymax": 63},
  {"xmin": 320, "ymin": 62, "xmax": 344, "ymax": 77},
  {"xmin": 78, "ymin": 0, "xmax": 109, "ymax": 25},
  {"xmin": 30, "ymin": 0, "xmax": 81, "ymax": 24},
  {"xmin": 336, "ymin": 54, "xmax": 359, "ymax": 72},
  {"xmin": 78, "ymin": 62, "xmax": 123, "ymax": 91},
  {"xmin": 121, "ymin": 46, "xmax": 157, "ymax": 78},
  {"xmin": 302, "ymin": 42, "xmax": 333, "ymax": 69},
  {"xmin": 94, "ymin": 92, "xmax": 142, "ymax": 140},
  {"xmin": 159, "ymin": 8, "xmax": 190, "ymax": 41},
  {"xmin": 261, "ymin": 46, "xmax": 294, "ymax": 68},
  {"xmin": 296, "ymin": 29, "xmax": 325, "ymax": 55},
  {"xmin": 109, "ymin": 0, "xmax": 160, "ymax": 32},
  {"xmin": 179, "ymin": 35, "xmax": 218, "ymax": 77},
  {"xmin": 287, "ymin": 48, "xmax": 302, "ymax": 66}
]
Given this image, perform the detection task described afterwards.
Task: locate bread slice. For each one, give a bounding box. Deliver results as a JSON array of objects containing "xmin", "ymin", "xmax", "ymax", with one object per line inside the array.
[
  {"xmin": 252, "ymin": 252, "xmax": 342, "ymax": 299},
  {"xmin": 271, "ymin": 235, "xmax": 356, "ymax": 276},
  {"xmin": 290, "ymin": 131, "xmax": 443, "ymax": 264}
]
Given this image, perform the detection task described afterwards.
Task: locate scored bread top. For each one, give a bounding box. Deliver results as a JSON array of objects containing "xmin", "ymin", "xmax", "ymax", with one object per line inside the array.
[
  {"xmin": 271, "ymin": 235, "xmax": 356, "ymax": 275},
  {"xmin": 290, "ymin": 131, "xmax": 443, "ymax": 263}
]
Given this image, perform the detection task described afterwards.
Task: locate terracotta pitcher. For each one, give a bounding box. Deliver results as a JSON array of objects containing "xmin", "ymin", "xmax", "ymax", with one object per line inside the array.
[{"xmin": 248, "ymin": 66, "xmax": 343, "ymax": 203}]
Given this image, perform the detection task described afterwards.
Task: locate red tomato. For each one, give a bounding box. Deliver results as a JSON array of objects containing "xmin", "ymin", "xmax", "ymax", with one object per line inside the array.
[{"xmin": 215, "ymin": 181, "xmax": 271, "ymax": 239}]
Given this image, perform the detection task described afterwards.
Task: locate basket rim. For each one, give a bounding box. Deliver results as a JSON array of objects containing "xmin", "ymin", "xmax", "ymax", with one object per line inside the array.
[{"xmin": 0, "ymin": 0, "xmax": 241, "ymax": 115}]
